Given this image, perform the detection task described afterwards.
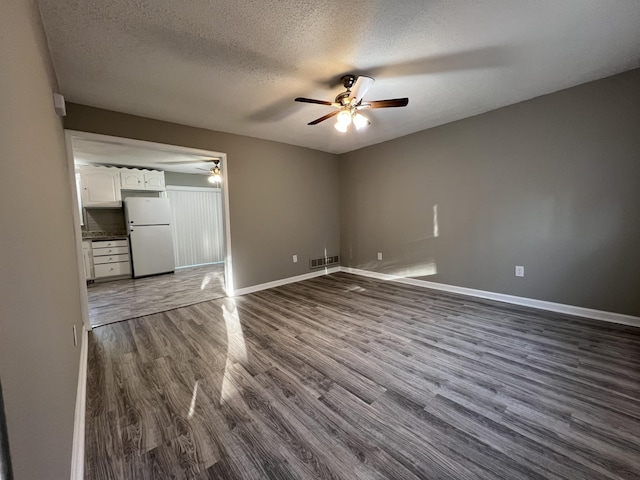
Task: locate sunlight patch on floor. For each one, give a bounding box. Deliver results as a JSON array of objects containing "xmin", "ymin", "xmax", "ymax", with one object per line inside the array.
[
  {"xmin": 220, "ymin": 301, "xmax": 247, "ymax": 402},
  {"xmin": 188, "ymin": 381, "xmax": 199, "ymax": 418},
  {"xmin": 345, "ymin": 285, "xmax": 367, "ymax": 292},
  {"xmin": 200, "ymin": 274, "xmax": 214, "ymax": 290}
]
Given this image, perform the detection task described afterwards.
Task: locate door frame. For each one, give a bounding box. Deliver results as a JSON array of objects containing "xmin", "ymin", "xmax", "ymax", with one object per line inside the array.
[{"xmin": 64, "ymin": 130, "xmax": 234, "ymax": 330}]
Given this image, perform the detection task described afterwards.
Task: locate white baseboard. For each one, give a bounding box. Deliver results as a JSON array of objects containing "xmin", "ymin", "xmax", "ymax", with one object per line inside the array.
[
  {"xmin": 70, "ymin": 326, "xmax": 88, "ymax": 480},
  {"xmin": 233, "ymin": 267, "xmax": 341, "ymax": 297},
  {"xmin": 341, "ymin": 267, "xmax": 640, "ymax": 328}
]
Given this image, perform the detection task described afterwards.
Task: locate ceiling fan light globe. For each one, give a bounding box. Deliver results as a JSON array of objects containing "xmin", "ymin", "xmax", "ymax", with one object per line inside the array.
[
  {"xmin": 353, "ymin": 113, "xmax": 369, "ymax": 130},
  {"xmin": 337, "ymin": 110, "xmax": 352, "ymax": 126},
  {"xmin": 208, "ymin": 175, "xmax": 217, "ymax": 184},
  {"xmin": 334, "ymin": 121, "xmax": 348, "ymax": 133}
]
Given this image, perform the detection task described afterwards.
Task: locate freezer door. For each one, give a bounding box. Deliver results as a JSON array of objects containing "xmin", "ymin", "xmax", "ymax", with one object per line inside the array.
[
  {"xmin": 129, "ymin": 225, "xmax": 175, "ymax": 277},
  {"xmin": 125, "ymin": 197, "xmax": 171, "ymax": 226}
]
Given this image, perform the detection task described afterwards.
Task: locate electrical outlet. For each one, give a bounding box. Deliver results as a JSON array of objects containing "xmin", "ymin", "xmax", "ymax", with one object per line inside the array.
[
  {"xmin": 292, "ymin": 255, "xmax": 298, "ymax": 263},
  {"xmin": 515, "ymin": 265, "xmax": 524, "ymax": 277},
  {"xmin": 377, "ymin": 252, "xmax": 383, "ymax": 260},
  {"xmin": 73, "ymin": 324, "xmax": 78, "ymax": 347}
]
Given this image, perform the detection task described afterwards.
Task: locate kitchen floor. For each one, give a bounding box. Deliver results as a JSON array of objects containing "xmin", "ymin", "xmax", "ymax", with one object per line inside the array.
[{"xmin": 87, "ymin": 263, "xmax": 226, "ymax": 328}]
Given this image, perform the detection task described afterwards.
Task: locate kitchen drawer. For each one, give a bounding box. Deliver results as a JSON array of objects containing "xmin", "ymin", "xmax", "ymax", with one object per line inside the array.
[
  {"xmin": 92, "ymin": 239, "xmax": 128, "ymax": 249},
  {"xmin": 93, "ymin": 253, "xmax": 130, "ymax": 265},
  {"xmin": 93, "ymin": 246, "xmax": 129, "ymax": 256},
  {"xmin": 94, "ymin": 261, "xmax": 131, "ymax": 278}
]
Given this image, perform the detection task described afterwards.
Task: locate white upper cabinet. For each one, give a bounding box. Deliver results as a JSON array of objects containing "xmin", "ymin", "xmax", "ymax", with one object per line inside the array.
[
  {"xmin": 77, "ymin": 166, "xmax": 166, "ymax": 209},
  {"xmin": 79, "ymin": 166, "xmax": 122, "ymax": 208},
  {"xmin": 143, "ymin": 170, "xmax": 165, "ymax": 191},
  {"xmin": 120, "ymin": 169, "xmax": 165, "ymax": 191},
  {"xmin": 120, "ymin": 169, "xmax": 144, "ymax": 190}
]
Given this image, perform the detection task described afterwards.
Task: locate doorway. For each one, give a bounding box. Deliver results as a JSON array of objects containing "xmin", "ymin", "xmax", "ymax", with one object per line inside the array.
[{"xmin": 65, "ymin": 130, "xmax": 234, "ymax": 329}]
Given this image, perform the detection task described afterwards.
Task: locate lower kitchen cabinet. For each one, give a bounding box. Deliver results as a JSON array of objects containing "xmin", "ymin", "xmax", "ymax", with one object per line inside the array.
[
  {"xmin": 91, "ymin": 238, "xmax": 131, "ymax": 279},
  {"xmin": 82, "ymin": 240, "xmax": 94, "ymax": 280},
  {"xmin": 94, "ymin": 261, "xmax": 131, "ymax": 278}
]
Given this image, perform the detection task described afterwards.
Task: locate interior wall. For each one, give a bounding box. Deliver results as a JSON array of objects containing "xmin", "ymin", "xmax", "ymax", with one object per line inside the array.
[
  {"xmin": 64, "ymin": 104, "xmax": 341, "ymax": 290},
  {"xmin": 340, "ymin": 69, "xmax": 640, "ymax": 317},
  {"xmin": 0, "ymin": 1, "xmax": 83, "ymax": 478},
  {"xmin": 165, "ymin": 171, "xmax": 217, "ymax": 188}
]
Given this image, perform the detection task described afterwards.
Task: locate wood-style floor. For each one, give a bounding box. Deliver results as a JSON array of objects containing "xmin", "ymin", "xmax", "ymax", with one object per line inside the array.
[
  {"xmin": 87, "ymin": 263, "xmax": 226, "ymax": 327},
  {"xmin": 85, "ymin": 272, "xmax": 640, "ymax": 479}
]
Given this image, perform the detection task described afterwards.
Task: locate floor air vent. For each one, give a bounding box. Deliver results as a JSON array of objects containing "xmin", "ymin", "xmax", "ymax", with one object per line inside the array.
[{"xmin": 310, "ymin": 255, "xmax": 339, "ymax": 269}]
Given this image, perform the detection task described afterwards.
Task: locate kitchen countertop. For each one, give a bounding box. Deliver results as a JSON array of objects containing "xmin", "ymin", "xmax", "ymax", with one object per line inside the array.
[{"xmin": 82, "ymin": 231, "xmax": 128, "ymax": 241}]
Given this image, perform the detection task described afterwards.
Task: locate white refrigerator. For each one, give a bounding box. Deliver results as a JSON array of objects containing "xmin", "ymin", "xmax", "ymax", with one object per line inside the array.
[{"xmin": 124, "ymin": 197, "xmax": 175, "ymax": 278}]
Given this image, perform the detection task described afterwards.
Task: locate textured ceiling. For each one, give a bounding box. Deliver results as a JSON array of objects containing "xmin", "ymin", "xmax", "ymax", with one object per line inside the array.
[{"xmin": 38, "ymin": 1, "xmax": 640, "ymax": 154}]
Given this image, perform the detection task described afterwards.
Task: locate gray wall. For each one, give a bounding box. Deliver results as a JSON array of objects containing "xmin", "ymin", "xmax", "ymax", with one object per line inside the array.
[
  {"xmin": 64, "ymin": 104, "xmax": 341, "ymax": 290},
  {"xmin": 165, "ymin": 171, "xmax": 218, "ymax": 188},
  {"xmin": 0, "ymin": 0, "xmax": 83, "ymax": 478},
  {"xmin": 340, "ymin": 69, "xmax": 640, "ymax": 317},
  {"xmin": 64, "ymin": 72, "xmax": 640, "ymax": 315}
]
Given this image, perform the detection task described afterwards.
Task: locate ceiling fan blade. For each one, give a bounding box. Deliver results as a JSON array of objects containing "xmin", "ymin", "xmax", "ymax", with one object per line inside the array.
[
  {"xmin": 363, "ymin": 98, "xmax": 409, "ymax": 109},
  {"xmin": 308, "ymin": 110, "xmax": 340, "ymax": 125},
  {"xmin": 348, "ymin": 76, "xmax": 375, "ymax": 105},
  {"xmin": 196, "ymin": 167, "xmax": 212, "ymax": 172},
  {"xmin": 295, "ymin": 97, "xmax": 334, "ymax": 106}
]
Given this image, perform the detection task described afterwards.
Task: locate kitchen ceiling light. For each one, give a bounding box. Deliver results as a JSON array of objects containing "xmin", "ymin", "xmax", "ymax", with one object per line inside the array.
[{"xmin": 207, "ymin": 161, "xmax": 222, "ymax": 184}]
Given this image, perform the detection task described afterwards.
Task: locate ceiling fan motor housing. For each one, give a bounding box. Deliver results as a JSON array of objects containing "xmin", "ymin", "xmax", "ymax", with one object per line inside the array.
[
  {"xmin": 335, "ymin": 91, "xmax": 351, "ymax": 106},
  {"xmin": 341, "ymin": 75, "xmax": 356, "ymax": 89}
]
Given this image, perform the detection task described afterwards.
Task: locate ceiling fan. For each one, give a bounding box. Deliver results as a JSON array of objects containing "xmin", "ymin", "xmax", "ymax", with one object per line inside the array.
[
  {"xmin": 295, "ymin": 75, "xmax": 409, "ymax": 132},
  {"xmin": 196, "ymin": 159, "xmax": 222, "ymax": 184}
]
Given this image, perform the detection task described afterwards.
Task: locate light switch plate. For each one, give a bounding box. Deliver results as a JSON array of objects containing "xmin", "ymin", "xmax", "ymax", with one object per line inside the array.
[{"xmin": 515, "ymin": 265, "xmax": 524, "ymax": 277}]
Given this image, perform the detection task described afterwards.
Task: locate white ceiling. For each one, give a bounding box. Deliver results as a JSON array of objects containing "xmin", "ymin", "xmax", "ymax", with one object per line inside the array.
[
  {"xmin": 72, "ymin": 137, "xmax": 220, "ymax": 174},
  {"xmin": 39, "ymin": 1, "xmax": 640, "ymax": 154}
]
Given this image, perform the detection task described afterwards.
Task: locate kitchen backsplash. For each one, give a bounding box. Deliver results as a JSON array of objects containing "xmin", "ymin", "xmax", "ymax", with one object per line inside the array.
[
  {"xmin": 83, "ymin": 208, "xmax": 126, "ymax": 233},
  {"xmin": 82, "ymin": 191, "xmax": 160, "ymax": 233}
]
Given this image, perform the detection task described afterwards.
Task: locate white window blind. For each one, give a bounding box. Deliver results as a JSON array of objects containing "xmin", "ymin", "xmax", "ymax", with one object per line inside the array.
[{"xmin": 166, "ymin": 187, "xmax": 224, "ymax": 268}]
